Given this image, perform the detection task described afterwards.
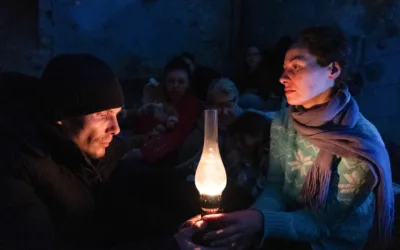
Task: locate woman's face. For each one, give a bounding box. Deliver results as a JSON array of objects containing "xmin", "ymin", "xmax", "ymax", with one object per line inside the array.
[
  {"xmin": 280, "ymin": 43, "xmax": 339, "ymax": 108},
  {"xmin": 245, "ymin": 46, "xmax": 262, "ymax": 70},
  {"xmin": 165, "ymin": 69, "xmax": 190, "ymax": 102}
]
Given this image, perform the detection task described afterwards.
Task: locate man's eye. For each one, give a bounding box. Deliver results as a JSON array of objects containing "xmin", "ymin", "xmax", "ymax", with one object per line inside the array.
[
  {"xmin": 292, "ymin": 64, "xmax": 300, "ymax": 70},
  {"xmin": 97, "ymin": 112, "xmax": 108, "ymax": 118}
]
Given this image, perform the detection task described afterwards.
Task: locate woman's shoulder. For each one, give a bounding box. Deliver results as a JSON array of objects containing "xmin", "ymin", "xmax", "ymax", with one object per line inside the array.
[
  {"xmin": 268, "ymin": 107, "xmax": 296, "ymax": 139},
  {"xmin": 335, "ymin": 113, "xmax": 383, "ymax": 183},
  {"xmin": 271, "ymin": 107, "xmax": 290, "ymax": 128},
  {"xmin": 354, "ymin": 113, "xmax": 385, "ymax": 145}
]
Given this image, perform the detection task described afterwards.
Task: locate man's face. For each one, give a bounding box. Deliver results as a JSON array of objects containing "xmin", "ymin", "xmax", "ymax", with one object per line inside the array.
[{"xmin": 63, "ymin": 107, "xmax": 121, "ymax": 159}]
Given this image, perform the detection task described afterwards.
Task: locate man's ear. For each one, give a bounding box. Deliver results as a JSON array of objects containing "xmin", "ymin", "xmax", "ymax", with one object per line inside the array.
[{"xmin": 328, "ymin": 62, "xmax": 341, "ymax": 81}]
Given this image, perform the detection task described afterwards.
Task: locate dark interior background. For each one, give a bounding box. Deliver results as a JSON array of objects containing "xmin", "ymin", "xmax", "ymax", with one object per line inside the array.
[{"xmin": 1, "ymin": 0, "xmax": 400, "ymax": 144}]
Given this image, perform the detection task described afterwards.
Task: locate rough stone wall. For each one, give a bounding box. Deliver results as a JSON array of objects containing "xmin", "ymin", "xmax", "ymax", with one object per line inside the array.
[
  {"xmin": 51, "ymin": 0, "xmax": 233, "ymax": 78},
  {"xmin": 1, "ymin": 0, "xmax": 234, "ymax": 78},
  {"xmin": 0, "ymin": 0, "xmax": 52, "ymax": 76}
]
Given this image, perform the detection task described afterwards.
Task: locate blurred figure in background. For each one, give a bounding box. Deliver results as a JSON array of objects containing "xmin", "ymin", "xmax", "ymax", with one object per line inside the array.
[
  {"xmin": 180, "ymin": 52, "xmax": 221, "ymax": 102},
  {"xmin": 125, "ymin": 57, "xmax": 202, "ymax": 168},
  {"xmin": 223, "ymin": 111, "xmax": 272, "ymax": 198},
  {"xmin": 238, "ymin": 45, "xmax": 282, "ymax": 111}
]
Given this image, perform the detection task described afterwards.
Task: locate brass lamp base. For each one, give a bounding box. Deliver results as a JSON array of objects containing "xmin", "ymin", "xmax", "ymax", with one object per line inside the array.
[
  {"xmin": 192, "ymin": 194, "xmax": 223, "ymax": 246},
  {"xmin": 198, "ymin": 194, "xmax": 222, "ymax": 215}
]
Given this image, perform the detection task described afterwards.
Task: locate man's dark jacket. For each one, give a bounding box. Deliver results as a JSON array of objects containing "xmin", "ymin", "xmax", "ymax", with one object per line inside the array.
[{"xmin": 0, "ymin": 105, "xmax": 179, "ymax": 250}]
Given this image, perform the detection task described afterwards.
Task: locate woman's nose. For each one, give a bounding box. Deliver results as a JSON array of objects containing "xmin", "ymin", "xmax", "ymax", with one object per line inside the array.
[{"xmin": 280, "ymin": 70, "xmax": 290, "ymax": 86}]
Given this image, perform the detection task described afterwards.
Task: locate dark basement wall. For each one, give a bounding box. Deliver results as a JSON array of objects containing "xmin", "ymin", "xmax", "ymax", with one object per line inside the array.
[
  {"xmin": 51, "ymin": 0, "xmax": 235, "ymax": 78},
  {"xmin": 1, "ymin": 0, "xmax": 239, "ymax": 77}
]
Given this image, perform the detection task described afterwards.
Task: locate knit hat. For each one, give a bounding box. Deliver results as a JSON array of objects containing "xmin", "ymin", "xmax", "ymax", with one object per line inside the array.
[{"xmin": 40, "ymin": 54, "xmax": 124, "ymax": 122}]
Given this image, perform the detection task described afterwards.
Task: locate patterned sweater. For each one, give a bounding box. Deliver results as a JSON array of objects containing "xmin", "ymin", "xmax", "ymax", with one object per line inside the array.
[{"xmin": 252, "ymin": 108, "xmax": 380, "ymax": 250}]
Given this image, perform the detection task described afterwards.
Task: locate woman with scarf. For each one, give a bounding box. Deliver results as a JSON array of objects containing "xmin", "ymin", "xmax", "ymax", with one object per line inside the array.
[{"xmin": 196, "ymin": 26, "xmax": 394, "ymax": 250}]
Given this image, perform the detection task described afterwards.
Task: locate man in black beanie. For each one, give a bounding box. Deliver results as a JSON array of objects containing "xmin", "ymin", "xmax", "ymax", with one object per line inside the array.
[
  {"xmin": 0, "ymin": 54, "xmax": 126, "ymax": 250},
  {"xmin": 0, "ymin": 54, "xmax": 205, "ymax": 250},
  {"xmin": 39, "ymin": 54, "xmax": 125, "ymax": 159}
]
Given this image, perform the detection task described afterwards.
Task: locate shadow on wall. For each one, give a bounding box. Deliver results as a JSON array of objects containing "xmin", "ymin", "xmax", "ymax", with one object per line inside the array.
[
  {"xmin": 141, "ymin": 0, "xmax": 157, "ymax": 5},
  {"xmin": 360, "ymin": 0, "xmax": 399, "ymax": 37},
  {"xmin": 117, "ymin": 54, "xmax": 160, "ymax": 79}
]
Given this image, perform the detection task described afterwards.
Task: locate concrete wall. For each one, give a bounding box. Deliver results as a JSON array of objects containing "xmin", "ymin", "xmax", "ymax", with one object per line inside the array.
[
  {"xmin": 51, "ymin": 0, "xmax": 233, "ymax": 78},
  {"xmin": 1, "ymin": 0, "xmax": 235, "ymax": 78},
  {"xmin": 243, "ymin": 0, "xmax": 400, "ymax": 143}
]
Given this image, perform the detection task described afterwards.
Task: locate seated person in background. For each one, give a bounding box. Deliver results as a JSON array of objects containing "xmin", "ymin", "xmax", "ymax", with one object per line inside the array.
[
  {"xmin": 180, "ymin": 52, "xmax": 221, "ymax": 102},
  {"xmin": 207, "ymin": 77, "xmax": 244, "ymax": 130},
  {"xmin": 176, "ymin": 76, "xmax": 275, "ymax": 172},
  {"xmin": 223, "ymin": 111, "xmax": 272, "ymax": 198},
  {"xmin": 197, "ymin": 26, "xmax": 393, "ymax": 250},
  {"xmin": 175, "ymin": 77, "xmax": 244, "ymax": 173},
  {"xmin": 140, "ymin": 77, "xmax": 180, "ymax": 136},
  {"xmin": 237, "ymin": 45, "xmax": 264, "ymax": 94},
  {"xmin": 238, "ymin": 45, "xmax": 287, "ymax": 111},
  {"xmin": 125, "ymin": 57, "xmax": 202, "ymax": 167}
]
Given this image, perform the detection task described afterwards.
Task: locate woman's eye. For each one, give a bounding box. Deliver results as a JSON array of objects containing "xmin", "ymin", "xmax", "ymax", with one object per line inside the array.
[{"xmin": 292, "ymin": 64, "xmax": 300, "ymax": 70}]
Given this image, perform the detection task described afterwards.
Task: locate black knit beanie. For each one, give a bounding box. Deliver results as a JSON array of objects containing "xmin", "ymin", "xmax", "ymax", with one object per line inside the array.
[{"xmin": 40, "ymin": 54, "xmax": 124, "ymax": 122}]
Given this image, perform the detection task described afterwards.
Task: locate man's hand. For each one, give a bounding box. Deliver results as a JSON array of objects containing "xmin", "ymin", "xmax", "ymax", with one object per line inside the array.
[
  {"xmin": 175, "ymin": 215, "xmax": 230, "ymax": 250},
  {"xmin": 201, "ymin": 210, "xmax": 263, "ymax": 249}
]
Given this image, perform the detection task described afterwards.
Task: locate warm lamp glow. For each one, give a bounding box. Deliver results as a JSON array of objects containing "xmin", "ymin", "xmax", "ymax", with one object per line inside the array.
[{"xmin": 195, "ymin": 109, "xmax": 227, "ymax": 196}]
